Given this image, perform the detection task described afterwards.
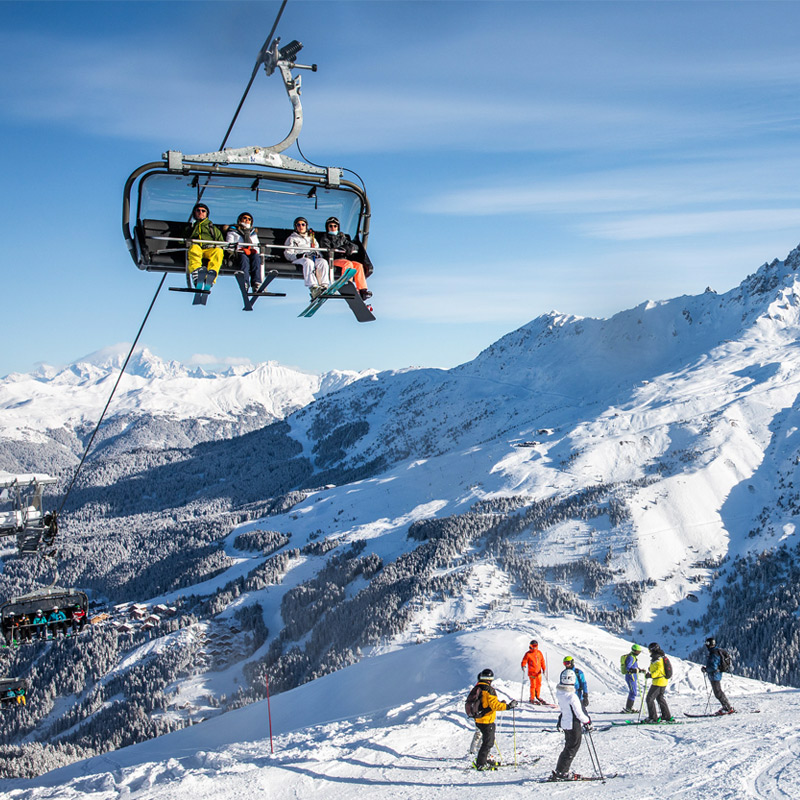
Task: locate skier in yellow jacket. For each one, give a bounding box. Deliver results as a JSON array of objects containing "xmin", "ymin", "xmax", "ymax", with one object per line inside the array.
[
  {"xmin": 471, "ymin": 668, "xmax": 517, "ymax": 770},
  {"xmin": 644, "ymin": 642, "xmax": 674, "ymax": 722}
]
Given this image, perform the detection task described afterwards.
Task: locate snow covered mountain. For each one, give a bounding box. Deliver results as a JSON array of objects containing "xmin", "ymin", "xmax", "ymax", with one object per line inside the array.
[
  {"xmin": 4, "ymin": 246, "xmax": 800, "ymax": 789},
  {"xmin": 0, "ymin": 345, "xmax": 373, "ymax": 471}
]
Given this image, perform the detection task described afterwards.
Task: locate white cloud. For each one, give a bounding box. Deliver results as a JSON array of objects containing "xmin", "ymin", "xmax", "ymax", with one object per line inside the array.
[
  {"xmin": 583, "ymin": 209, "xmax": 800, "ymax": 241},
  {"xmin": 186, "ymin": 354, "xmax": 253, "ymax": 368}
]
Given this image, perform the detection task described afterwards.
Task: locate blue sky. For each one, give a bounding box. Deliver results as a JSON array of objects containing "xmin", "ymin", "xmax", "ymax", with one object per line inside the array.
[{"xmin": 3, "ymin": 1, "xmax": 800, "ymax": 377}]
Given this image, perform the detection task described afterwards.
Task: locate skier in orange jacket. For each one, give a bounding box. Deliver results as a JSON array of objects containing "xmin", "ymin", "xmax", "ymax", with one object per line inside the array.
[{"xmin": 521, "ymin": 639, "xmax": 547, "ymax": 703}]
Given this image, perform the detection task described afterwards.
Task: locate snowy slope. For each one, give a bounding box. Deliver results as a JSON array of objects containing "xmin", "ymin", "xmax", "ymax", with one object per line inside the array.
[
  {"xmin": 5, "ymin": 621, "xmax": 795, "ymax": 799},
  {"xmin": 274, "ymin": 247, "xmax": 800, "ymax": 649},
  {"xmin": 5, "ymin": 248, "xmax": 800, "ymax": 792},
  {"xmin": 0, "ymin": 345, "xmax": 372, "ymax": 444}
]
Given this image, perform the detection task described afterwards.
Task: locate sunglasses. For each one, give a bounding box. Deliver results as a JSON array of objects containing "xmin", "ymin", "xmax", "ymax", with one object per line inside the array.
[
  {"xmin": 240, "ymin": 217, "xmax": 252, "ymax": 222},
  {"xmin": 296, "ymin": 222, "xmax": 307, "ymax": 227},
  {"xmin": 194, "ymin": 208, "xmax": 208, "ymax": 214}
]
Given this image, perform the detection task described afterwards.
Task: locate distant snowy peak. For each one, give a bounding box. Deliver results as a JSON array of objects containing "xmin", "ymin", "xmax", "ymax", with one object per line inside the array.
[{"xmin": 0, "ymin": 347, "xmax": 372, "ymax": 442}]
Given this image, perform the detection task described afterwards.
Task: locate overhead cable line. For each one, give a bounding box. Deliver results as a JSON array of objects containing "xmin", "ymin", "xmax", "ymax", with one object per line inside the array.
[
  {"xmin": 57, "ymin": 2, "xmax": 292, "ymax": 517},
  {"xmin": 57, "ymin": 274, "xmax": 167, "ymax": 517}
]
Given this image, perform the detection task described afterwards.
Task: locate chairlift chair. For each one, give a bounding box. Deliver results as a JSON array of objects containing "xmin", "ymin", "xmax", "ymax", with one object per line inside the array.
[
  {"xmin": 121, "ymin": 38, "xmax": 374, "ymax": 320},
  {"xmin": 0, "ymin": 588, "xmax": 89, "ymax": 642},
  {"xmin": 0, "ymin": 473, "xmax": 58, "ymax": 555},
  {"xmin": 0, "ymin": 677, "xmax": 28, "ymax": 706}
]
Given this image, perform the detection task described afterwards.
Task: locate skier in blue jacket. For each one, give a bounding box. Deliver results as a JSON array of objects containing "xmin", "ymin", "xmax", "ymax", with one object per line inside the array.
[
  {"xmin": 702, "ymin": 637, "xmax": 734, "ymax": 715},
  {"xmin": 562, "ymin": 656, "xmax": 589, "ymax": 712},
  {"xmin": 622, "ymin": 643, "xmax": 646, "ymax": 712}
]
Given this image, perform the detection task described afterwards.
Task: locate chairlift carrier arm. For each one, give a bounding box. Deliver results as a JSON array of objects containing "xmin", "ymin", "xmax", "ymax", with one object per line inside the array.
[{"xmin": 165, "ymin": 39, "xmax": 340, "ymax": 185}]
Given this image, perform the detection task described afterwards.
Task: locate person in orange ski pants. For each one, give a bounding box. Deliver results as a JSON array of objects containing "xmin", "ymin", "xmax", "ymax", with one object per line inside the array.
[{"xmin": 521, "ymin": 639, "xmax": 547, "ymax": 703}]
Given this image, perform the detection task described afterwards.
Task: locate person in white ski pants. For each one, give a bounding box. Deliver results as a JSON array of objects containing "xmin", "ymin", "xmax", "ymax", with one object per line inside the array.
[{"xmin": 284, "ymin": 217, "xmax": 329, "ymax": 293}]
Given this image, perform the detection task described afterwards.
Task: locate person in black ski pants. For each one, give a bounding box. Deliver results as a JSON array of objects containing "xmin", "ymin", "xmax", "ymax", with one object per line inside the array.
[
  {"xmin": 552, "ymin": 668, "xmax": 592, "ymax": 781},
  {"xmin": 702, "ymin": 637, "xmax": 734, "ymax": 714},
  {"xmin": 471, "ymin": 668, "xmax": 517, "ymax": 770},
  {"xmin": 645, "ymin": 642, "xmax": 673, "ymax": 722}
]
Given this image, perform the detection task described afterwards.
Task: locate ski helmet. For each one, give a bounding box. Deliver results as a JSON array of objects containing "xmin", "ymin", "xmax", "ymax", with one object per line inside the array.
[
  {"xmin": 325, "ymin": 216, "xmax": 340, "ymax": 228},
  {"xmin": 631, "ymin": 644, "xmax": 643, "ymax": 653},
  {"xmin": 705, "ymin": 637, "xmax": 716, "ymax": 648},
  {"xmin": 559, "ymin": 668, "xmax": 576, "ymax": 686},
  {"xmin": 192, "ymin": 203, "xmax": 210, "ymax": 217},
  {"xmin": 530, "ymin": 639, "xmax": 538, "ymax": 647},
  {"xmin": 293, "ymin": 216, "xmax": 308, "ymax": 228},
  {"xmin": 237, "ymin": 211, "xmax": 254, "ymax": 225},
  {"xmin": 563, "ymin": 655, "xmax": 575, "ymax": 665},
  {"xmin": 477, "ymin": 668, "xmax": 494, "ymax": 682},
  {"xmin": 648, "ymin": 641, "xmax": 660, "ymax": 651}
]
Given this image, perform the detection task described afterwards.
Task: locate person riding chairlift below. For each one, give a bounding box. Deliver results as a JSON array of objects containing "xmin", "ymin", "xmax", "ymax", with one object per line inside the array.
[
  {"xmin": 317, "ymin": 216, "xmax": 372, "ymax": 301},
  {"xmin": 186, "ymin": 203, "xmax": 224, "ymax": 292},
  {"xmin": 225, "ymin": 212, "xmax": 263, "ymax": 294},
  {"xmin": 284, "ymin": 217, "xmax": 329, "ymax": 300}
]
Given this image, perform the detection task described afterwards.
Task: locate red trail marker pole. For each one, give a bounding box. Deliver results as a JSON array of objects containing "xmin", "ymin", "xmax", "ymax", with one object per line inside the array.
[{"xmin": 266, "ymin": 675, "xmax": 274, "ymax": 753}]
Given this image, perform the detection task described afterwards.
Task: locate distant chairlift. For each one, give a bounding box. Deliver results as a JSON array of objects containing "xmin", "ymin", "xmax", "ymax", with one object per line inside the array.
[
  {"xmin": 122, "ymin": 38, "xmax": 374, "ymax": 321},
  {"xmin": 0, "ymin": 473, "xmax": 58, "ymax": 555},
  {"xmin": 0, "ymin": 588, "xmax": 89, "ymax": 646},
  {"xmin": 0, "ymin": 677, "xmax": 28, "ymax": 707}
]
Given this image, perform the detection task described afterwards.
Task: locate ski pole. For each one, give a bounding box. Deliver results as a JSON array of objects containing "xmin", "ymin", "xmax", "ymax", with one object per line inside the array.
[
  {"xmin": 703, "ymin": 671, "xmax": 712, "ymax": 715},
  {"xmin": 585, "ymin": 726, "xmax": 605, "ymax": 783},
  {"xmin": 637, "ymin": 672, "xmax": 649, "ymax": 722},
  {"xmin": 546, "ymin": 673, "xmax": 557, "ymax": 705},
  {"xmin": 512, "ymin": 707, "xmax": 518, "ymax": 769},
  {"xmin": 584, "ymin": 725, "xmax": 599, "ymax": 777},
  {"xmin": 521, "ymin": 669, "xmax": 526, "ymax": 703}
]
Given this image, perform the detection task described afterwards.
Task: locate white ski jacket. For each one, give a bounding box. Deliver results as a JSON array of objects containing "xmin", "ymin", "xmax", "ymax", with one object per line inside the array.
[{"xmin": 557, "ymin": 686, "xmax": 590, "ymax": 730}]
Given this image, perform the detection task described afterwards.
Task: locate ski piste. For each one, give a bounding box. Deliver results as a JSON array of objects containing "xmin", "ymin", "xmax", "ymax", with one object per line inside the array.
[{"xmin": 298, "ymin": 267, "xmax": 357, "ymax": 318}]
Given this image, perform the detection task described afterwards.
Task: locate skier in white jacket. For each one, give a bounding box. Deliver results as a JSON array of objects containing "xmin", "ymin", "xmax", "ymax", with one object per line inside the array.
[
  {"xmin": 551, "ymin": 668, "xmax": 592, "ymax": 781},
  {"xmin": 284, "ymin": 217, "xmax": 329, "ymax": 298}
]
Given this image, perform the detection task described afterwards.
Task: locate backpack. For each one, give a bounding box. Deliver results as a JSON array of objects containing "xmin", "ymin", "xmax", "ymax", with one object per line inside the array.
[
  {"xmin": 662, "ymin": 654, "xmax": 673, "ymax": 679},
  {"xmin": 465, "ymin": 683, "xmax": 486, "ymax": 719},
  {"xmin": 717, "ymin": 648, "xmax": 733, "ymax": 673},
  {"xmin": 620, "ymin": 653, "xmax": 630, "ymax": 674}
]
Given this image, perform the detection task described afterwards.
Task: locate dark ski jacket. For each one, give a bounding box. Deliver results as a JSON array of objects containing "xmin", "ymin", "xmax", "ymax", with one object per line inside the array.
[
  {"xmin": 318, "ymin": 230, "xmax": 359, "ymax": 259},
  {"xmin": 705, "ymin": 648, "xmax": 725, "ymax": 682}
]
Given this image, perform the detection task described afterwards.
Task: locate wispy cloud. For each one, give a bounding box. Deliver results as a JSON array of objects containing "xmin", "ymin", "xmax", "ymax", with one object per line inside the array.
[
  {"xmin": 186, "ymin": 354, "xmax": 253, "ymax": 368},
  {"xmin": 584, "ymin": 209, "xmax": 800, "ymax": 241}
]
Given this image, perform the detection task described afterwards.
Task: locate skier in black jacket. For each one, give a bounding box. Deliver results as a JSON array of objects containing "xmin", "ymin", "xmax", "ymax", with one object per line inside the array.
[
  {"xmin": 317, "ymin": 216, "xmax": 371, "ymax": 300},
  {"xmin": 702, "ymin": 637, "xmax": 735, "ymax": 715}
]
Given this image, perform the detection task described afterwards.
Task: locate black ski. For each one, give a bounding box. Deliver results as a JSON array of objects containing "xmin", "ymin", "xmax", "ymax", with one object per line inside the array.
[
  {"xmin": 684, "ymin": 710, "xmax": 757, "ymax": 718},
  {"xmin": 540, "ymin": 724, "xmax": 611, "ymax": 733},
  {"xmin": 541, "ymin": 773, "xmax": 619, "ymax": 782}
]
